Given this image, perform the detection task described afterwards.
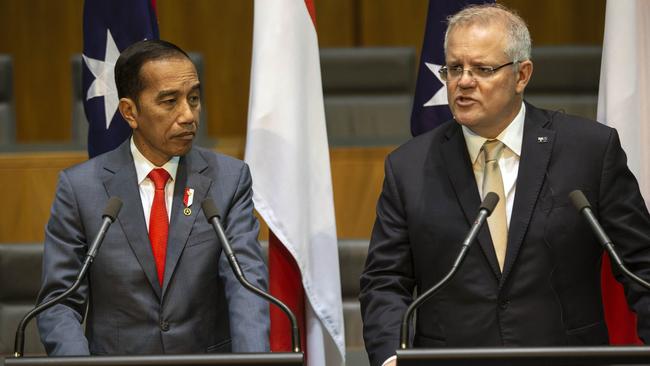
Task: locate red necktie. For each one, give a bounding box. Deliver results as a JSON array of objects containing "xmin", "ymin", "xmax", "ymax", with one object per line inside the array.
[{"xmin": 148, "ymin": 168, "xmax": 170, "ymax": 287}]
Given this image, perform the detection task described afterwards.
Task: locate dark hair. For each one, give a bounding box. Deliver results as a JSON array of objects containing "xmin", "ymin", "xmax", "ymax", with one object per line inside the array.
[{"xmin": 114, "ymin": 39, "xmax": 191, "ymax": 103}]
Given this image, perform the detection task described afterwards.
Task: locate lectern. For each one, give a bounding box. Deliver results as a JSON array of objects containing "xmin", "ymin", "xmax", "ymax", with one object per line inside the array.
[
  {"xmin": 2, "ymin": 352, "xmax": 303, "ymax": 366},
  {"xmin": 396, "ymin": 346, "xmax": 650, "ymax": 366}
]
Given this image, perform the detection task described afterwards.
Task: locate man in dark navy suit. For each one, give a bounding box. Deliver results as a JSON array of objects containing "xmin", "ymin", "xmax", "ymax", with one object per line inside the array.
[{"xmin": 360, "ymin": 4, "xmax": 650, "ymax": 366}]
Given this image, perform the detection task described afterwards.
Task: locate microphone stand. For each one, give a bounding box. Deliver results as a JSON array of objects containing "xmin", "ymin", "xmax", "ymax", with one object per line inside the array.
[
  {"xmin": 14, "ymin": 197, "xmax": 122, "ymax": 357},
  {"xmin": 570, "ymin": 190, "xmax": 650, "ymax": 290},
  {"xmin": 202, "ymin": 199, "xmax": 302, "ymax": 353},
  {"xmin": 399, "ymin": 192, "xmax": 499, "ymax": 349}
]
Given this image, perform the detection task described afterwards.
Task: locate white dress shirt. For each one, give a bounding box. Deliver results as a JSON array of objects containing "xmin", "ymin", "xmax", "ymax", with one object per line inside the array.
[
  {"xmin": 130, "ymin": 138, "xmax": 179, "ymax": 230},
  {"xmin": 462, "ymin": 102, "xmax": 525, "ymax": 227}
]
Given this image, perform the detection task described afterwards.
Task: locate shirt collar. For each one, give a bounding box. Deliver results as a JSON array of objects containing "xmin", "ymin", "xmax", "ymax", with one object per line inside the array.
[
  {"xmin": 130, "ymin": 137, "xmax": 179, "ymax": 185},
  {"xmin": 462, "ymin": 102, "xmax": 526, "ymax": 165}
]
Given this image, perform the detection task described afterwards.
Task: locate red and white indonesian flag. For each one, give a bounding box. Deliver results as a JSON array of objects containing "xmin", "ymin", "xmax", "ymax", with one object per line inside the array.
[
  {"xmin": 598, "ymin": 0, "xmax": 650, "ymax": 207},
  {"xmin": 597, "ymin": 0, "xmax": 650, "ymax": 344},
  {"xmin": 245, "ymin": 0, "xmax": 345, "ymax": 365}
]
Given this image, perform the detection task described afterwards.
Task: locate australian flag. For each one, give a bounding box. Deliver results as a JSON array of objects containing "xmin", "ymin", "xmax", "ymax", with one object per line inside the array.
[
  {"xmin": 82, "ymin": 0, "xmax": 159, "ymax": 158},
  {"xmin": 410, "ymin": 0, "xmax": 494, "ymax": 136}
]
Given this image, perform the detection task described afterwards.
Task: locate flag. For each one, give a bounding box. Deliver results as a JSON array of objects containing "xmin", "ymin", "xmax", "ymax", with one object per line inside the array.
[
  {"xmin": 596, "ymin": 0, "xmax": 650, "ymax": 344},
  {"xmin": 245, "ymin": 0, "xmax": 345, "ymax": 365},
  {"xmin": 411, "ymin": 0, "xmax": 494, "ymax": 136},
  {"xmin": 82, "ymin": 0, "xmax": 159, "ymax": 158}
]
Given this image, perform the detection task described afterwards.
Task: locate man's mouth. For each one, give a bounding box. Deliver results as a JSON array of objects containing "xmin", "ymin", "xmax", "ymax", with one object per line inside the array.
[
  {"xmin": 175, "ymin": 132, "xmax": 196, "ymax": 140},
  {"xmin": 455, "ymin": 96, "xmax": 477, "ymax": 107}
]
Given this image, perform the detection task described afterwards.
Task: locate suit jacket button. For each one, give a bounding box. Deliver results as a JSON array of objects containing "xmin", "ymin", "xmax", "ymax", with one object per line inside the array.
[
  {"xmin": 499, "ymin": 300, "xmax": 510, "ymax": 309},
  {"xmin": 160, "ymin": 320, "xmax": 170, "ymax": 332}
]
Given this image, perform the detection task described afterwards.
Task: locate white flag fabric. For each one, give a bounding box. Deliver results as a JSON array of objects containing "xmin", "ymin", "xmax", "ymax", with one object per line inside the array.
[
  {"xmin": 244, "ymin": 1, "xmax": 345, "ymax": 365},
  {"xmin": 597, "ymin": 0, "xmax": 650, "ymax": 345},
  {"xmin": 597, "ymin": 0, "xmax": 650, "ymax": 208}
]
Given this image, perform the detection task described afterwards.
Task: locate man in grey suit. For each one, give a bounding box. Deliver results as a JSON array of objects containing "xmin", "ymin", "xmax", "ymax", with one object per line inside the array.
[{"xmin": 36, "ymin": 39, "xmax": 269, "ymax": 355}]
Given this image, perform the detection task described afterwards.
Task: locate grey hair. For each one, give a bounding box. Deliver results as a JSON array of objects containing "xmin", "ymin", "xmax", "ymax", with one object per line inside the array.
[{"xmin": 443, "ymin": 3, "xmax": 531, "ymax": 63}]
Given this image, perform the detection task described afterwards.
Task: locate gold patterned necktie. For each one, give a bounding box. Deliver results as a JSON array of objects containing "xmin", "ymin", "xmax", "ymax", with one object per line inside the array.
[{"xmin": 482, "ymin": 140, "xmax": 508, "ymax": 271}]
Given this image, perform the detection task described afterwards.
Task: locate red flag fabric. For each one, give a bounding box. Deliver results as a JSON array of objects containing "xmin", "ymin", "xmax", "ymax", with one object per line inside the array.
[
  {"xmin": 268, "ymin": 232, "xmax": 306, "ymax": 352},
  {"xmin": 601, "ymin": 254, "xmax": 642, "ymax": 344}
]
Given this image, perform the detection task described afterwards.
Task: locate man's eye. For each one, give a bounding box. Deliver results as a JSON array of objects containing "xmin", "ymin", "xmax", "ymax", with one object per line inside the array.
[
  {"xmin": 189, "ymin": 95, "xmax": 200, "ymax": 105},
  {"xmin": 476, "ymin": 66, "xmax": 494, "ymax": 75},
  {"xmin": 162, "ymin": 99, "xmax": 176, "ymax": 105},
  {"xmin": 449, "ymin": 66, "xmax": 464, "ymax": 74}
]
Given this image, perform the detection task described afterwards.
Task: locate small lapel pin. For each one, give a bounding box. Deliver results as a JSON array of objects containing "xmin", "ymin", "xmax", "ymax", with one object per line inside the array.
[
  {"xmin": 183, "ymin": 188, "xmax": 194, "ymax": 216},
  {"xmin": 537, "ymin": 136, "xmax": 548, "ymax": 143}
]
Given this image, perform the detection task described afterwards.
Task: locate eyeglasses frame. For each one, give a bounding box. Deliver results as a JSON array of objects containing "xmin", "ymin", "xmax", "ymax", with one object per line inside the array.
[{"xmin": 438, "ymin": 60, "xmax": 521, "ymax": 82}]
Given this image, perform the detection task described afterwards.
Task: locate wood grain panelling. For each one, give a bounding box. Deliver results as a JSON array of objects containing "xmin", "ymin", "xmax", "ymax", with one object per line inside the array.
[
  {"xmin": 0, "ymin": 151, "xmax": 86, "ymax": 242},
  {"xmin": 0, "ymin": 0, "xmax": 605, "ymax": 144},
  {"xmin": 314, "ymin": 0, "xmax": 358, "ymax": 47},
  {"xmin": 156, "ymin": 0, "xmax": 253, "ymax": 139},
  {"xmin": 0, "ymin": 0, "xmax": 83, "ymax": 142},
  {"xmin": 330, "ymin": 146, "xmax": 390, "ymax": 238},
  {"xmin": 0, "ymin": 0, "xmax": 608, "ymax": 243},
  {"xmin": 500, "ymin": 0, "xmax": 606, "ymax": 45},
  {"xmin": 0, "ymin": 146, "xmax": 391, "ymax": 242},
  {"xmin": 358, "ymin": 0, "xmax": 428, "ymax": 51}
]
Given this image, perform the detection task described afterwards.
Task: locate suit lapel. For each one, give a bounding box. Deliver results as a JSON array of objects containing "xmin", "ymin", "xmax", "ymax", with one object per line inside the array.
[
  {"xmin": 500, "ymin": 104, "xmax": 555, "ymax": 285},
  {"xmin": 102, "ymin": 141, "xmax": 162, "ymax": 299},
  {"xmin": 441, "ymin": 124, "xmax": 501, "ymax": 278},
  {"xmin": 161, "ymin": 148, "xmax": 212, "ymax": 298}
]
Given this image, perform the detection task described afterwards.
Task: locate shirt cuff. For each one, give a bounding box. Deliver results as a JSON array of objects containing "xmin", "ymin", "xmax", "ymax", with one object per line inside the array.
[{"xmin": 382, "ymin": 355, "xmax": 397, "ymax": 366}]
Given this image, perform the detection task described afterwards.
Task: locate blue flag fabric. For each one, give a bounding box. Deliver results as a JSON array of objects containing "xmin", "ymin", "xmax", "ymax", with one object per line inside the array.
[
  {"xmin": 83, "ymin": 0, "xmax": 159, "ymax": 158},
  {"xmin": 410, "ymin": 0, "xmax": 494, "ymax": 136}
]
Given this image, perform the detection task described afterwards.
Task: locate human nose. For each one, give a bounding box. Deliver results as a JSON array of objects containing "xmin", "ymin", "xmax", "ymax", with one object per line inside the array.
[
  {"xmin": 177, "ymin": 100, "xmax": 196, "ymax": 125},
  {"xmin": 456, "ymin": 69, "xmax": 476, "ymax": 87}
]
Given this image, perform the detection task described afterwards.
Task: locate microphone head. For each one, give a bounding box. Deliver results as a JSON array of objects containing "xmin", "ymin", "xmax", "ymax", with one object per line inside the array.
[
  {"xmin": 569, "ymin": 190, "xmax": 591, "ymax": 211},
  {"xmin": 103, "ymin": 197, "xmax": 123, "ymax": 221},
  {"xmin": 201, "ymin": 199, "xmax": 221, "ymax": 220},
  {"xmin": 480, "ymin": 192, "xmax": 500, "ymax": 214}
]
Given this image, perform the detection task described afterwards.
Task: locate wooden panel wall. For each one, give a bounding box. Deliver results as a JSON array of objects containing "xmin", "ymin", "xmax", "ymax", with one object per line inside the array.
[
  {"xmin": 0, "ymin": 0, "xmax": 605, "ymax": 144},
  {"xmin": 0, "ymin": 0, "xmax": 83, "ymax": 142},
  {"xmin": 156, "ymin": 1, "xmax": 253, "ymax": 138},
  {"xmin": 358, "ymin": 0, "xmax": 429, "ymax": 47},
  {"xmin": 315, "ymin": 0, "xmax": 358, "ymax": 47},
  {"xmin": 0, "ymin": 146, "xmax": 390, "ymax": 242},
  {"xmin": 0, "ymin": 151, "xmax": 86, "ymax": 242},
  {"xmin": 501, "ymin": 0, "xmax": 606, "ymax": 45}
]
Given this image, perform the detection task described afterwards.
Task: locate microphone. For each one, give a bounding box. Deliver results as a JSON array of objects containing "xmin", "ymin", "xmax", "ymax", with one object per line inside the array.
[
  {"xmin": 201, "ymin": 199, "xmax": 302, "ymax": 353},
  {"xmin": 569, "ymin": 190, "xmax": 650, "ymax": 290},
  {"xmin": 14, "ymin": 197, "xmax": 122, "ymax": 357},
  {"xmin": 86, "ymin": 197, "xmax": 123, "ymax": 262},
  {"xmin": 399, "ymin": 192, "xmax": 499, "ymax": 349}
]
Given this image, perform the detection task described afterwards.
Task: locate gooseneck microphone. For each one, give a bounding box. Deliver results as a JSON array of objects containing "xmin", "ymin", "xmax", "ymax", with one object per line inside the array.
[
  {"xmin": 399, "ymin": 192, "xmax": 499, "ymax": 349},
  {"xmin": 569, "ymin": 190, "xmax": 650, "ymax": 290},
  {"xmin": 201, "ymin": 199, "xmax": 302, "ymax": 353},
  {"xmin": 14, "ymin": 197, "xmax": 123, "ymax": 357}
]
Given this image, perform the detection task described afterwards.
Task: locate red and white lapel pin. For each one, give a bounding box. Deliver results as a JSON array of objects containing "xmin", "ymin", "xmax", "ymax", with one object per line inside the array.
[{"xmin": 183, "ymin": 188, "xmax": 194, "ymax": 216}]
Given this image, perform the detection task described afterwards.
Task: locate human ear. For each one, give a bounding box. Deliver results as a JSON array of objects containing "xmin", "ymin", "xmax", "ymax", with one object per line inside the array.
[
  {"xmin": 515, "ymin": 60, "xmax": 533, "ymax": 94},
  {"xmin": 118, "ymin": 98, "xmax": 139, "ymax": 129}
]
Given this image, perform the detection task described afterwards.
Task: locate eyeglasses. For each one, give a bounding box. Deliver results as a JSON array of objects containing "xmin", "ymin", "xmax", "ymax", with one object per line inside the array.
[{"xmin": 439, "ymin": 61, "xmax": 520, "ymax": 82}]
